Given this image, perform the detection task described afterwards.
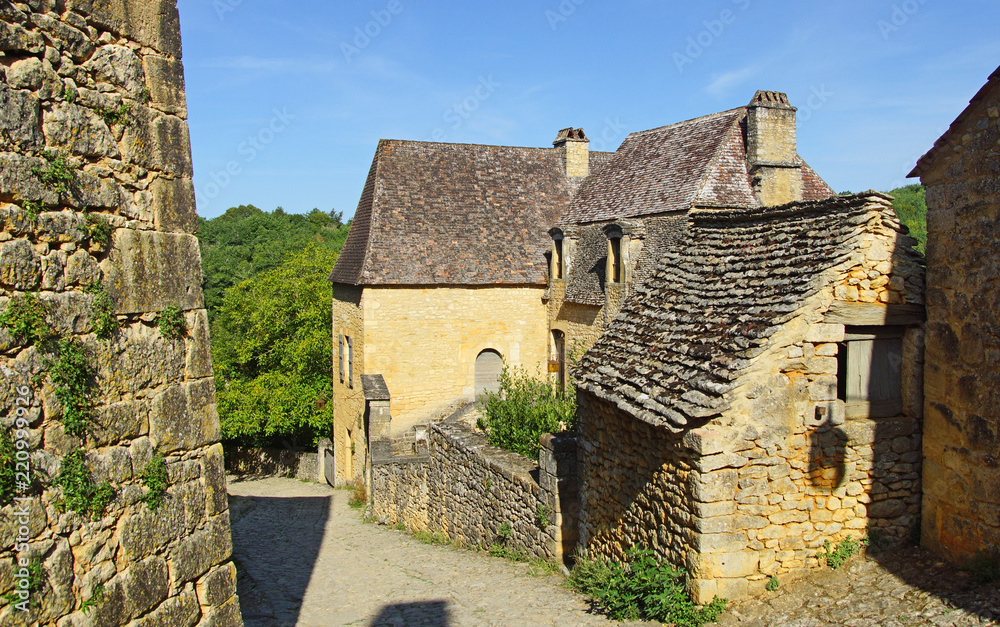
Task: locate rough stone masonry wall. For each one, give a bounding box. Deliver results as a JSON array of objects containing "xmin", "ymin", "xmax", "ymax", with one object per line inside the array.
[
  {"xmin": 0, "ymin": 2, "xmax": 240, "ymax": 626},
  {"xmin": 372, "ymin": 418, "xmax": 563, "ymax": 561},
  {"xmin": 331, "ymin": 283, "xmax": 364, "ymax": 484},
  {"xmin": 919, "ymin": 84, "xmax": 1000, "ymax": 561}
]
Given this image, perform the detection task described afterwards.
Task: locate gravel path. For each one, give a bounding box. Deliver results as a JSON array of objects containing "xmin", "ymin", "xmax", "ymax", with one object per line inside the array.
[{"xmin": 228, "ymin": 477, "xmax": 999, "ymax": 627}]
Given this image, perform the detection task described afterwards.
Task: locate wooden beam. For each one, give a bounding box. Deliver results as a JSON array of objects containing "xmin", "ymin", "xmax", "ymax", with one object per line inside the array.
[{"xmin": 824, "ymin": 302, "xmax": 926, "ymax": 326}]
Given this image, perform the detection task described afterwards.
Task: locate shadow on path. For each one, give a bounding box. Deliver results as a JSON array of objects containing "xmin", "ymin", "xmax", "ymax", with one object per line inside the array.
[{"xmin": 369, "ymin": 600, "xmax": 452, "ymax": 627}]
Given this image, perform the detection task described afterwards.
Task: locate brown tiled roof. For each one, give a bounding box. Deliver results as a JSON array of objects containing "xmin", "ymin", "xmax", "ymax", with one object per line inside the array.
[
  {"xmin": 575, "ymin": 193, "xmax": 907, "ymax": 432},
  {"xmin": 563, "ymin": 225, "xmax": 609, "ymax": 306},
  {"xmin": 910, "ymin": 64, "xmax": 1000, "ymax": 178},
  {"xmin": 801, "ymin": 161, "xmax": 837, "ymax": 201},
  {"xmin": 330, "ymin": 140, "xmax": 579, "ymax": 286}
]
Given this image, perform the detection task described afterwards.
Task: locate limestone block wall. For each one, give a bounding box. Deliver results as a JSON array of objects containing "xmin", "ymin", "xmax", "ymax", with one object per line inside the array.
[
  {"xmin": 0, "ymin": 2, "xmax": 240, "ymax": 625},
  {"xmin": 372, "ymin": 418, "xmax": 575, "ymax": 561},
  {"xmin": 331, "ymin": 284, "xmax": 364, "ymax": 483},
  {"xmin": 917, "ymin": 81, "xmax": 1000, "ymax": 561},
  {"xmin": 360, "ymin": 285, "xmax": 549, "ymax": 434}
]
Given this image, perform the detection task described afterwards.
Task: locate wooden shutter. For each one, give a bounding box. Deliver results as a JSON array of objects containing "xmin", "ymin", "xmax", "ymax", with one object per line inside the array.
[
  {"xmin": 347, "ymin": 337, "xmax": 353, "ymax": 388},
  {"xmin": 843, "ymin": 329, "xmax": 903, "ymax": 418},
  {"xmin": 338, "ymin": 335, "xmax": 344, "ymax": 383}
]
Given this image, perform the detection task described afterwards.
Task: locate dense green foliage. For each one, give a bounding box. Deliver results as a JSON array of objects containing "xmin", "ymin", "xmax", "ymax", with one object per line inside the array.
[
  {"xmin": 212, "ymin": 244, "xmax": 338, "ymax": 447},
  {"xmin": 54, "ymin": 449, "xmax": 116, "ymax": 520},
  {"xmin": 85, "ymin": 282, "xmax": 118, "ymax": 339},
  {"xmin": 476, "ymin": 365, "xmax": 576, "ymax": 460},
  {"xmin": 197, "ymin": 205, "xmax": 349, "ymax": 317},
  {"xmin": 0, "ymin": 293, "xmax": 51, "ymax": 345},
  {"xmin": 139, "ymin": 454, "xmax": 169, "ymax": 511},
  {"xmin": 0, "ymin": 430, "xmax": 15, "ymax": 506},
  {"xmin": 887, "ymin": 184, "xmax": 927, "ymax": 254},
  {"xmin": 157, "ymin": 305, "xmax": 187, "ymax": 339},
  {"xmin": 48, "ymin": 338, "xmax": 95, "ymax": 437},
  {"xmin": 570, "ymin": 548, "xmax": 727, "ymax": 626},
  {"xmin": 822, "ymin": 536, "xmax": 863, "ymax": 569}
]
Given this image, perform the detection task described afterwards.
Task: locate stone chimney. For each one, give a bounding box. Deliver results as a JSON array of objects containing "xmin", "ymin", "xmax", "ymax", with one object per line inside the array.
[
  {"xmin": 746, "ymin": 91, "xmax": 803, "ymax": 206},
  {"xmin": 554, "ymin": 127, "xmax": 589, "ymax": 178}
]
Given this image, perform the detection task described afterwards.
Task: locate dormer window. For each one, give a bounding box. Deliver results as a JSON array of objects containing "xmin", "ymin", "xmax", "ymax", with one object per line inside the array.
[{"xmin": 548, "ymin": 228, "xmax": 566, "ymax": 281}]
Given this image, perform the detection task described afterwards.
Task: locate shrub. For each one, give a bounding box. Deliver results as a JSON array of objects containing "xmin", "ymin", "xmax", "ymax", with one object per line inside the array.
[
  {"xmin": 48, "ymin": 337, "xmax": 95, "ymax": 437},
  {"xmin": 477, "ymin": 365, "xmax": 576, "ymax": 460},
  {"xmin": 570, "ymin": 548, "xmax": 726, "ymax": 626},
  {"xmin": 85, "ymin": 282, "xmax": 118, "ymax": 339},
  {"xmin": 139, "ymin": 454, "xmax": 168, "ymax": 511},
  {"xmin": 0, "ymin": 293, "xmax": 51, "ymax": 346},
  {"xmin": 158, "ymin": 305, "xmax": 187, "ymax": 339},
  {"xmin": 54, "ymin": 449, "xmax": 116, "ymax": 520},
  {"xmin": 823, "ymin": 537, "xmax": 862, "ymax": 569}
]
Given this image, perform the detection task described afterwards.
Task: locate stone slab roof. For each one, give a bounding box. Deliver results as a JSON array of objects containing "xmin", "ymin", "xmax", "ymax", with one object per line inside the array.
[
  {"xmin": 909, "ymin": 63, "xmax": 1000, "ymax": 178},
  {"xmin": 575, "ymin": 192, "xmax": 900, "ymax": 432},
  {"xmin": 330, "ymin": 139, "xmax": 615, "ymax": 286}
]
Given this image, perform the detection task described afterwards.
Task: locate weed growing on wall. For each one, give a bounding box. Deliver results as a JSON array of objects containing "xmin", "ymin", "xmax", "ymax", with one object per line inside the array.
[
  {"xmin": 477, "ymin": 365, "xmax": 576, "ymax": 460},
  {"xmin": 85, "ymin": 282, "xmax": 118, "ymax": 339},
  {"xmin": 766, "ymin": 576, "xmax": 780, "ymax": 591},
  {"xmin": 139, "ymin": 454, "xmax": 168, "ymax": 511},
  {"xmin": 31, "ymin": 151, "xmax": 74, "ymax": 194},
  {"xmin": 537, "ymin": 504, "xmax": 552, "ymax": 529},
  {"xmin": 2, "ymin": 556, "xmax": 44, "ymax": 607},
  {"xmin": 97, "ymin": 102, "xmax": 133, "ymax": 127},
  {"xmin": 570, "ymin": 548, "xmax": 727, "ymax": 626},
  {"xmin": 48, "ymin": 337, "xmax": 95, "ymax": 437},
  {"xmin": 0, "ymin": 430, "xmax": 16, "ymax": 505},
  {"xmin": 54, "ymin": 449, "xmax": 116, "ymax": 520},
  {"xmin": 822, "ymin": 537, "xmax": 862, "ymax": 569},
  {"xmin": 19, "ymin": 198, "xmax": 45, "ymax": 221},
  {"xmin": 80, "ymin": 584, "xmax": 105, "ymax": 615},
  {"xmin": 84, "ymin": 213, "xmax": 114, "ymax": 247},
  {"xmin": 158, "ymin": 305, "xmax": 187, "ymax": 339},
  {"xmin": 347, "ymin": 477, "xmax": 366, "ymax": 509},
  {"xmin": 0, "ymin": 293, "xmax": 51, "ymax": 346}
]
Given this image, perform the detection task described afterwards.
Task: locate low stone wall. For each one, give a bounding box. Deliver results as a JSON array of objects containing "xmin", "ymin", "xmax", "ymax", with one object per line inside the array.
[
  {"xmin": 371, "ymin": 417, "xmax": 576, "ymax": 562},
  {"xmin": 224, "ymin": 446, "xmax": 320, "ymax": 482}
]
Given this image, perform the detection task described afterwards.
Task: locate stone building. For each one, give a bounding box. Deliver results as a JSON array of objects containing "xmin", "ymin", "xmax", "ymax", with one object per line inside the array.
[
  {"xmin": 573, "ymin": 192, "xmax": 926, "ymax": 602},
  {"xmin": 547, "ymin": 92, "xmax": 836, "ymax": 369},
  {"xmin": 909, "ymin": 64, "xmax": 1000, "ymax": 563},
  {"xmin": 0, "ymin": 1, "xmax": 241, "ymax": 625},
  {"xmin": 327, "ymin": 139, "xmax": 609, "ymax": 482}
]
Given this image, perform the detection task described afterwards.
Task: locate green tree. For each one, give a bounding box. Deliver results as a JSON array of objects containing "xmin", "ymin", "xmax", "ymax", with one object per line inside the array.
[
  {"xmin": 887, "ymin": 184, "xmax": 926, "ymax": 254},
  {"xmin": 197, "ymin": 205, "xmax": 349, "ymax": 317},
  {"xmin": 212, "ymin": 244, "xmax": 337, "ymax": 447}
]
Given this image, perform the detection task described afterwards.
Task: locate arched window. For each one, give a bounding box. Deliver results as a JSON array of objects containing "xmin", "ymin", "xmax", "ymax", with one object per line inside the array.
[
  {"xmin": 475, "ymin": 349, "xmax": 503, "ymax": 398},
  {"xmin": 548, "ymin": 228, "xmax": 565, "ymax": 281},
  {"xmin": 609, "ymin": 236, "xmax": 622, "ymax": 283}
]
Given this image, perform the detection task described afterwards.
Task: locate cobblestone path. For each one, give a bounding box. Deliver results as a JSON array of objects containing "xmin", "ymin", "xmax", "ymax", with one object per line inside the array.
[{"xmin": 228, "ymin": 477, "xmax": 999, "ymax": 627}]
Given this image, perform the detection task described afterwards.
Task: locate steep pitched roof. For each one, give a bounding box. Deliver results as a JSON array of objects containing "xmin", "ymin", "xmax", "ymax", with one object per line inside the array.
[
  {"xmin": 330, "ymin": 140, "xmax": 585, "ymax": 286},
  {"xmin": 910, "ymin": 64, "xmax": 1000, "ymax": 178},
  {"xmin": 574, "ymin": 193, "xmax": 903, "ymax": 432}
]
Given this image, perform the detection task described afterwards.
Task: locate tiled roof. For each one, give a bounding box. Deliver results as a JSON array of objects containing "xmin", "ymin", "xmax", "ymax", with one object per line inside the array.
[
  {"xmin": 563, "ymin": 225, "xmax": 609, "ymax": 306},
  {"xmin": 575, "ymin": 193, "xmax": 902, "ymax": 432},
  {"xmin": 910, "ymin": 64, "xmax": 1000, "ymax": 178},
  {"xmin": 330, "ymin": 140, "xmax": 584, "ymax": 286}
]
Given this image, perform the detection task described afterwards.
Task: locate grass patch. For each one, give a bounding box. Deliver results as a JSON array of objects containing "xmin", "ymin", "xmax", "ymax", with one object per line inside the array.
[
  {"xmin": 413, "ymin": 529, "xmax": 450, "ymax": 546},
  {"xmin": 54, "ymin": 449, "xmax": 116, "ymax": 520},
  {"xmin": 157, "ymin": 305, "xmax": 187, "ymax": 339},
  {"xmin": 139, "ymin": 453, "xmax": 168, "ymax": 511},
  {"xmin": 347, "ymin": 477, "xmax": 366, "ymax": 509},
  {"xmin": 570, "ymin": 548, "xmax": 726, "ymax": 626},
  {"xmin": 822, "ymin": 536, "xmax": 863, "ymax": 570},
  {"xmin": 0, "ymin": 292, "xmax": 51, "ymax": 346}
]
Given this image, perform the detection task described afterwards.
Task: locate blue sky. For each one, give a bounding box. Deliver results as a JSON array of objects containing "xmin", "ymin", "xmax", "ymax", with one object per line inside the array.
[{"xmin": 176, "ymin": 0, "xmax": 1000, "ymax": 219}]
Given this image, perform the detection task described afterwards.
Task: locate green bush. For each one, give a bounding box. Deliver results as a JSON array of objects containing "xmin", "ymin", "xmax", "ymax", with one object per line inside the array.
[
  {"xmin": 54, "ymin": 449, "xmax": 116, "ymax": 520},
  {"xmin": 0, "ymin": 293, "xmax": 51, "ymax": 346},
  {"xmin": 822, "ymin": 537, "xmax": 862, "ymax": 569},
  {"xmin": 570, "ymin": 548, "xmax": 726, "ymax": 626},
  {"xmin": 139, "ymin": 454, "xmax": 168, "ymax": 511},
  {"xmin": 476, "ymin": 365, "xmax": 576, "ymax": 460}
]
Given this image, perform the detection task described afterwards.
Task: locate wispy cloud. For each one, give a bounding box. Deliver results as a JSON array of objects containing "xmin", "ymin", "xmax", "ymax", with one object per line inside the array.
[
  {"xmin": 201, "ymin": 56, "xmax": 339, "ymax": 73},
  {"xmin": 705, "ymin": 64, "xmax": 761, "ymax": 96}
]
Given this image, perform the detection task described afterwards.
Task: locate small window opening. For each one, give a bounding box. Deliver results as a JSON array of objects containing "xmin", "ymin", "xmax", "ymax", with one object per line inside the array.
[
  {"xmin": 609, "ymin": 237, "xmax": 623, "ymax": 284},
  {"xmin": 554, "ymin": 239, "xmax": 564, "ymax": 279},
  {"xmin": 347, "ymin": 336, "xmax": 354, "ymax": 388},
  {"xmin": 338, "ymin": 335, "xmax": 345, "ymax": 383}
]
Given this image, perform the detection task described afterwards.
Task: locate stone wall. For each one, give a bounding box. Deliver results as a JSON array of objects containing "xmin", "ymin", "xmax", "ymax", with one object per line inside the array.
[
  {"xmin": 370, "ymin": 409, "xmax": 577, "ymax": 563},
  {"xmin": 0, "ymin": 2, "xmax": 240, "ymax": 625},
  {"xmin": 915, "ymin": 74, "xmax": 1000, "ymax": 562},
  {"xmin": 331, "ymin": 283, "xmax": 364, "ymax": 484},
  {"xmin": 224, "ymin": 446, "xmax": 319, "ymax": 482},
  {"xmin": 357, "ymin": 285, "xmax": 550, "ymax": 434}
]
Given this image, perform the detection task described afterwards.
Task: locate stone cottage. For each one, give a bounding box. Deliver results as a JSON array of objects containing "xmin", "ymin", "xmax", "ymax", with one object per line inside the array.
[
  {"xmin": 547, "ymin": 92, "xmax": 836, "ymax": 371},
  {"xmin": 908, "ymin": 63, "xmax": 1000, "ymax": 563},
  {"xmin": 573, "ymin": 192, "xmax": 926, "ymax": 602},
  {"xmin": 327, "ymin": 139, "xmax": 612, "ymax": 483}
]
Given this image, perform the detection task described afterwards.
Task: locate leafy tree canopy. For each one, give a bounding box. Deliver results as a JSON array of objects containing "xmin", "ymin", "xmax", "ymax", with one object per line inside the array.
[
  {"xmin": 886, "ymin": 184, "xmax": 926, "ymax": 254},
  {"xmin": 212, "ymin": 244, "xmax": 338, "ymax": 447},
  {"xmin": 197, "ymin": 206, "xmax": 350, "ymax": 317}
]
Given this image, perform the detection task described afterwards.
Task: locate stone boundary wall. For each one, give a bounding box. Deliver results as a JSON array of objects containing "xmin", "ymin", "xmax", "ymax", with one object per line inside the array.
[
  {"xmin": 366, "ymin": 385, "xmax": 579, "ymax": 564},
  {"xmin": 224, "ymin": 446, "xmax": 320, "ymax": 482},
  {"xmin": 0, "ymin": 2, "xmax": 241, "ymax": 625}
]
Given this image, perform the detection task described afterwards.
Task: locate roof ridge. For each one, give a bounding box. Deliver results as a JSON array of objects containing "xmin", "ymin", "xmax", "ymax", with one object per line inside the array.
[
  {"xmin": 627, "ymin": 107, "xmax": 745, "ymax": 139},
  {"xmin": 379, "ymin": 139, "xmax": 559, "ymax": 151}
]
